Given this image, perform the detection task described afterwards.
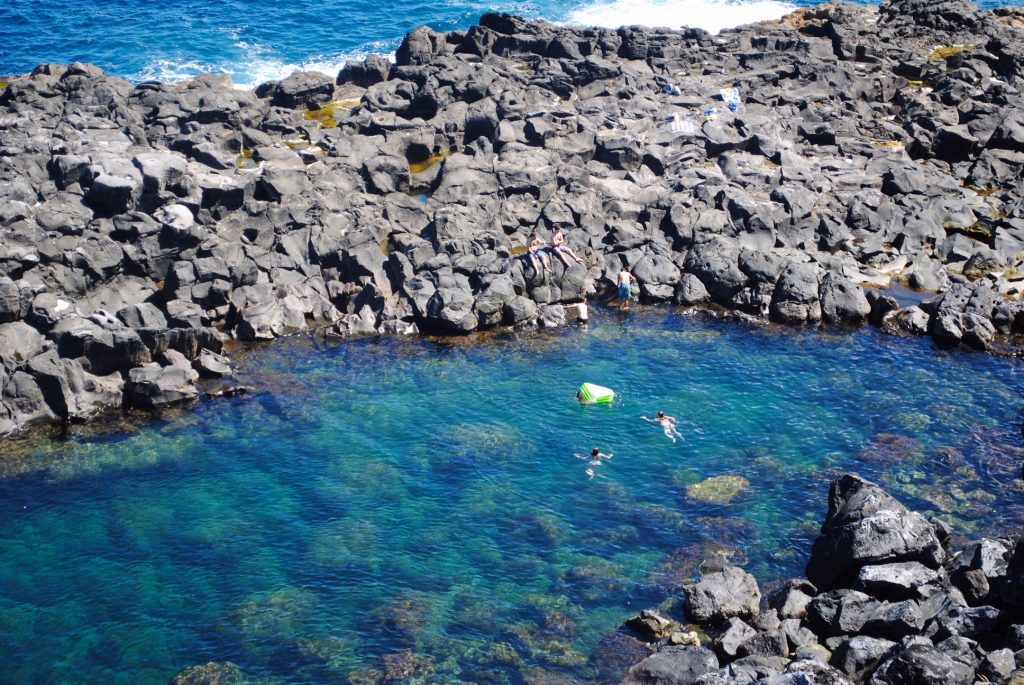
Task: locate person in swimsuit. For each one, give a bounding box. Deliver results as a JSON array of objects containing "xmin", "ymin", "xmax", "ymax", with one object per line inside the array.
[
  {"xmin": 641, "ymin": 410, "xmax": 684, "ymax": 443},
  {"xmin": 527, "ymin": 231, "xmax": 551, "ymax": 277},
  {"xmin": 550, "ymin": 227, "xmax": 584, "ymax": 267},
  {"xmin": 617, "ymin": 266, "xmax": 636, "ymax": 308}
]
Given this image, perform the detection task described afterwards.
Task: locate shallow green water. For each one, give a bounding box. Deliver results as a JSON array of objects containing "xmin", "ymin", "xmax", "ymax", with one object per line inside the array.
[{"xmin": 1, "ymin": 310, "xmax": 1022, "ymax": 683}]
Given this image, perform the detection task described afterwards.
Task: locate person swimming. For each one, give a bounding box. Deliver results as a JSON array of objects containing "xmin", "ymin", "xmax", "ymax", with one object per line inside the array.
[
  {"xmin": 641, "ymin": 410, "xmax": 684, "ymax": 443},
  {"xmin": 575, "ymin": 447, "xmax": 613, "ymax": 478}
]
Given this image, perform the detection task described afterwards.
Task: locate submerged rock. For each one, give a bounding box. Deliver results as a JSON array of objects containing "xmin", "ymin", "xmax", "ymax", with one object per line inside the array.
[
  {"xmin": 685, "ymin": 474, "xmax": 750, "ymax": 504},
  {"xmin": 168, "ymin": 662, "xmax": 244, "ymax": 685}
]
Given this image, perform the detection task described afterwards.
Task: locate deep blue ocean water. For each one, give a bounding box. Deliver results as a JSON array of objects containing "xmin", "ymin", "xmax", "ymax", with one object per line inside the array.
[
  {"xmin": 1, "ymin": 0, "xmax": 1019, "ymax": 87},
  {"xmin": 0, "ymin": 310, "xmax": 1022, "ymax": 683}
]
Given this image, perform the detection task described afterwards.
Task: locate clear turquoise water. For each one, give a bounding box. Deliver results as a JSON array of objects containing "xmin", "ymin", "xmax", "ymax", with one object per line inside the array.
[{"xmin": 1, "ymin": 310, "xmax": 1022, "ymax": 683}]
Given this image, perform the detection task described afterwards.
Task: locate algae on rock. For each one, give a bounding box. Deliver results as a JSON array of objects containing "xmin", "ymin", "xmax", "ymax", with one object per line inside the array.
[{"xmin": 686, "ymin": 474, "xmax": 750, "ymax": 504}]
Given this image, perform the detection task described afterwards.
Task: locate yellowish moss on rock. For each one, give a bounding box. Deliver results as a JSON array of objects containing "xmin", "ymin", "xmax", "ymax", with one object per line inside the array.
[
  {"xmin": 409, "ymin": 150, "xmax": 452, "ymax": 174},
  {"xmin": 928, "ymin": 44, "xmax": 972, "ymax": 59},
  {"xmin": 302, "ymin": 98, "xmax": 361, "ymax": 128},
  {"xmin": 236, "ymin": 146, "xmax": 254, "ymax": 169},
  {"xmin": 686, "ymin": 474, "xmax": 750, "ymax": 504}
]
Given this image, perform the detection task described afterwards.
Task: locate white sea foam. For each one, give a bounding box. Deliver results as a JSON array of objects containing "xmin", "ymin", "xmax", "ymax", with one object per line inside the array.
[
  {"xmin": 129, "ymin": 0, "xmax": 795, "ymax": 88},
  {"xmin": 132, "ymin": 38, "xmax": 398, "ymax": 89},
  {"xmin": 564, "ymin": 0, "xmax": 797, "ymax": 35}
]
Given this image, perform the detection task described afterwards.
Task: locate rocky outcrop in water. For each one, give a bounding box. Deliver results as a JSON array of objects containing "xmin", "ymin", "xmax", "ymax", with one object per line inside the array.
[
  {"xmin": 1, "ymin": 0, "xmax": 1024, "ymax": 436},
  {"xmin": 621, "ymin": 473, "xmax": 1024, "ymax": 685}
]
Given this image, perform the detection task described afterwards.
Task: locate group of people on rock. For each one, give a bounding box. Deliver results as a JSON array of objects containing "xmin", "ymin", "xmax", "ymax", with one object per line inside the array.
[
  {"xmin": 523, "ymin": 226, "xmax": 640, "ymax": 310},
  {"xmin": 526, "ymin": 227, "xmax": 585, "ymax": 277},
  {"xmin": 575, "ymin": 411, "xmax": 683, "ymax": 479}
]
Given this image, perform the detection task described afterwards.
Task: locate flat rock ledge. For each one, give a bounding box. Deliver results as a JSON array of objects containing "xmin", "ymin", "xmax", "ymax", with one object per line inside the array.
[
  {"xmin": 2, "ymin": 0, "xmax": 1024, "ymax": 437},
  {"xmin": 617, "ymin": 473, "xmax": 1024, "ymax": 685}
]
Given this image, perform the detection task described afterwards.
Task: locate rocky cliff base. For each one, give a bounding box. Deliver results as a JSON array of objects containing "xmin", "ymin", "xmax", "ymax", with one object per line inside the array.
[{"xmin": 1, "ymin": 0, "xmax": 1023, "ymax": 434}]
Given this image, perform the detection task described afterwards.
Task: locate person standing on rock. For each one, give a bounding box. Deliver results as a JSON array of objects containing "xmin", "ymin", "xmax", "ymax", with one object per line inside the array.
[
  {"xmin": 641, "ymin": 411, "xmax": 684, "ymax": 443},
  {"xmin": 617, "ymin": 266, "xmax": 637, "ymax": 309},
  {"xmin": 550, "ymin": 227, "xmax": 584, "ymax": 268},
  {"xmin": 527, "ymin": 231, "xmax": 552, "ymax": 278}
]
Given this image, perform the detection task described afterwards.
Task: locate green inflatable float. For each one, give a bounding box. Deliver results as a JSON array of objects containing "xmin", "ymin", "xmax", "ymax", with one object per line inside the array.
[{"xmin": 578, "ymin": 382, "xmax": 615, "ymax": 404}]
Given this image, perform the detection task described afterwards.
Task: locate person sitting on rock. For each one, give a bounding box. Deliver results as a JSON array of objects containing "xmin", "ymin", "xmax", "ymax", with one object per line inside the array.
[
  {"xmin": 527, "ymin": 231, "xmax": 551, "ymax": 277},
  {"xmin": 641, "ymin": 411, "xmax": 684, "ymax": 443},
  {"xmin": 550, "ymin": 227, "xmax": 584, "ymax": 267}
]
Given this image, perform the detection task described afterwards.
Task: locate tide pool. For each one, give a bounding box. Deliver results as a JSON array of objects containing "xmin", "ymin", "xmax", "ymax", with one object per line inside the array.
[{"xmin": 0, "ymin": 310, "xmax": 1022, "ymax": 683}]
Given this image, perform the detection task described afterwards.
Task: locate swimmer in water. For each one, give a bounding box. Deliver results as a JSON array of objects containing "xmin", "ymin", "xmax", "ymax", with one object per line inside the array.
[
  {"xmin": 575, "ymin": 447, "xmax": 613, "ymax": 477},
  {"xmin": 641, "ymin": 410, "xmax": 684, "ymax": 443}
]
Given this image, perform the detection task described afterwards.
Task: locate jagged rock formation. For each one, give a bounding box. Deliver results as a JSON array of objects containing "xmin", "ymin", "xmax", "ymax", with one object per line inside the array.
[
  {"xmin": 622, "ymin": 474, "xmax": 1023, "ymax": 685},
  {"xmin": 1, "ymin": 0, "xmax": 1023, "ymax": 436}
]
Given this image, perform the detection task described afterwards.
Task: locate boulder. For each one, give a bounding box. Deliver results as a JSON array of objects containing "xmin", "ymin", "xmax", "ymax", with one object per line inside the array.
[
  {"xmin": 396, "ymin": 25, "xmax": 444, "ymax": 66},
  {"xmin": 776, "ymin": 659, "xmax": 856, "ymax": 685},
  {"xmin": 0, "ymin": 277, "xmax": 32, "ymax": 323},
  {"xmin": 685, "ymin": 237, "xmax": 746, "ymax": 304},
  {"xmin": 676, "ymin": 274, "xmax": 710, "ymax": 306},
  {"xmin": 866, "ymin": 636, "xmax": 975, "ymax": 685},
  {"xmin": 0, "ymin": 321, "xmax": 46, "ymax": 372},
  {"xmin": 737, "ymin": 630, "xmax": 789, "ymax": 659},
  {"xmin": 927, "ymin": 601, "xmax": 1003, "ymax": 641},
  {"xmin": 715, "ymin": 617, "xmax": 758, "ymax": 659},
  {"xmin": 770, "ymin": 262, "xmax": 820, "ymax": 324},
  {"xmin": 854, "ymin": 562, "xmax": 943, "ymax": 601},
  {"xmin": 778, "ymin": 618, "xmax": 819, "ymax": 652},
  {"xmin": 807, "ymin": 589, "xmax": 881, "ymax": 636},
  {"xmin": 258, "ymin": 71, "xmax": 334, "ymax": 109},
  {"xmin": 85, "ymin": 173, "xmax": 140, "ymax": 215},
  {"xmin": 626, "ymin": 610, "xmax": 680, "ymax": 642},
  {"xmin": 768, "ymin": 580, "xmax": 817, "ymax": 620},
  {"xmin": 624, "ymin": 645, "xmax": 720, "ymax": 685},
  {"xmin": 806, "ymin": 474, "xmax": 945, "ymax": 591},
  {"xmin": 338, "ymin": 55, "xmax": 391, "ymax": 87},
  {"xmin": 862, "ymin": 600, "xmax": 925, "ymax": 640},
  {"xmin": 820, "ymin": 273, "xmax": 871, "ymax": 326},
  {"xmin": 365, "ymin": 155, "xmax": 411, "ymax": 194},
  {"xmin": 193, "ymin": 349, "xmax": 232, "ymax": 378},
  {"xmin": 683, "ymin": 565, "xmax": 761, "ymax": 627},
  {"xmin": 125, "ymin": 361, "xmax": 199, "ymax": 410},
  {"xmin": 832, "ymin": 636, "xmax": 896, "ymax": 681}
]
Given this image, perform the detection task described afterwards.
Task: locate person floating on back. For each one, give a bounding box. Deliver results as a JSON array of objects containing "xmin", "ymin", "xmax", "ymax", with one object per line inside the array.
[{"xmin": 641, "ymin": 411, "xmax": 684, "ymax": 443}]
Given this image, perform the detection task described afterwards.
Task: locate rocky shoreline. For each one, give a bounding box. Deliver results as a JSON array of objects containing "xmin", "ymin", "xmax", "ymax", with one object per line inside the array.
[
  {"xmin": 1, "ymin": 0, "xmax": 1023, "ymax": 436},
  {"xmin": 617, "ymin": 473, "xmax": 1024, "ymax": 685},
  {"xmin": 166, "ymin": 473, "xmax": 1023, "ymax": 684}
]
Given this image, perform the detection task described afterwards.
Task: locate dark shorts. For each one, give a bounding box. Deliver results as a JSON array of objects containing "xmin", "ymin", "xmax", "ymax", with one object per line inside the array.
[{"xmin": 618, "ymin": 283, "xmax": 631, "ymax": 299}]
